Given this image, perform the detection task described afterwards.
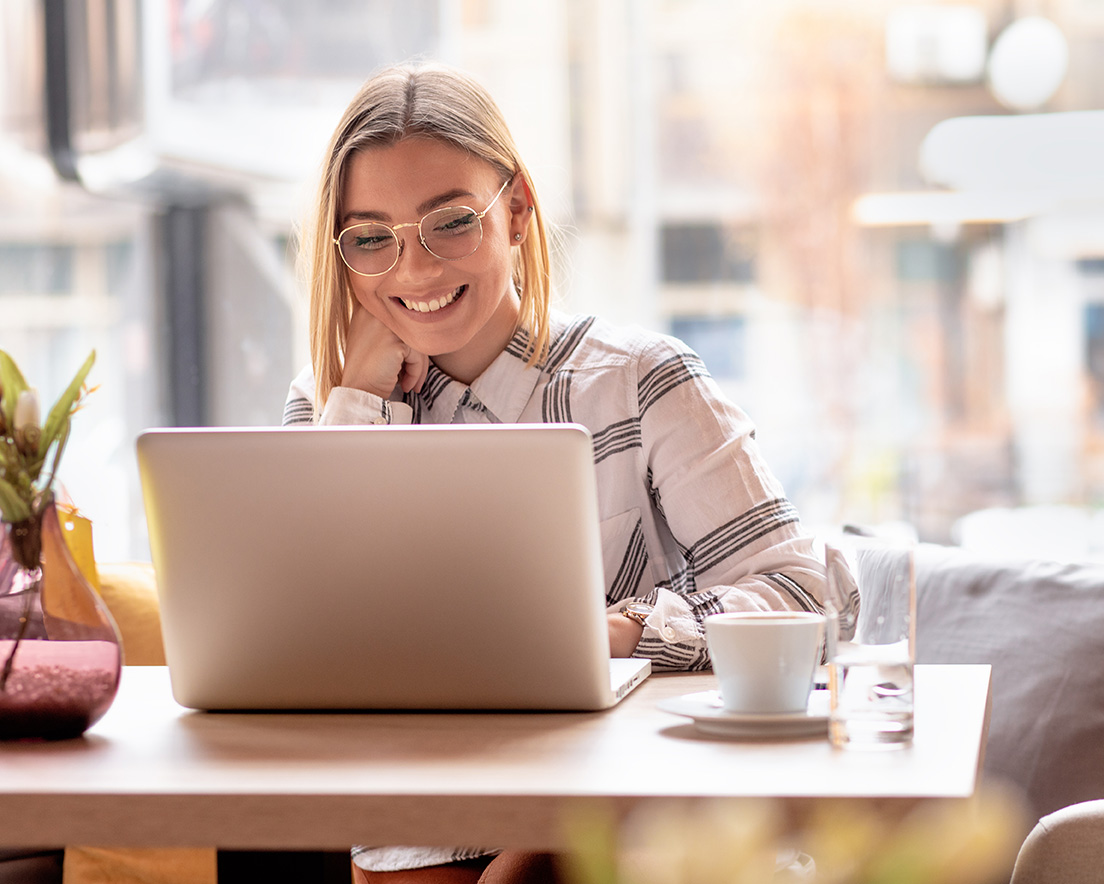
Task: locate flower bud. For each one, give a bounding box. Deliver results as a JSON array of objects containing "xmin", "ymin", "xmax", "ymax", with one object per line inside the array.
[{"xmin": 14, "ymin": 388, "xmax": 40, "ymax": 433}]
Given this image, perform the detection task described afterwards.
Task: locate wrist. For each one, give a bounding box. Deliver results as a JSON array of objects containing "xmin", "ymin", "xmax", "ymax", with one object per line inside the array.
[
  {"xmin": 608, "ymin": 612, "xmax": 645, "ymax": 657},
  {"xmin": 339, "ymin": 376, "xmax": 393, "ymax": 400}
]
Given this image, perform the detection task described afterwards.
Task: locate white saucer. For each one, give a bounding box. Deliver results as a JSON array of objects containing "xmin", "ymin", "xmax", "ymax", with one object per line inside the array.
[{"xmin": 658, "ymin": 689, "xmax": 830, "ymax": 738}]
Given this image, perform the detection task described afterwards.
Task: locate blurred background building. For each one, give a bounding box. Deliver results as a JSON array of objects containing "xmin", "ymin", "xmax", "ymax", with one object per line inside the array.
[{"xmin": 2, "ymin": 0, "xmax": 1104, "ymax": 561}]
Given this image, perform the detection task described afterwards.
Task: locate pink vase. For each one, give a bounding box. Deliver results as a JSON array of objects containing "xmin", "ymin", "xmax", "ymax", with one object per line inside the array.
[{"xmin": 0, "ymin": 499, "xmax": 122, "ymax": 739}]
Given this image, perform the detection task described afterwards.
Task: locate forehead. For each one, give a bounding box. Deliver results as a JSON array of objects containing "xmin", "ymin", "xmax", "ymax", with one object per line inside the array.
[{"xmin": 341, "ymin": 138, "xmax": 497, "ymax": 215}]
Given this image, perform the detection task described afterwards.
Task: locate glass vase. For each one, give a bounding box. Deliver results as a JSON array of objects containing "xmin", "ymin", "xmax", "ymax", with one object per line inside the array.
[{"xmin": 0, "ymin": 498, "xmax": 122, "ymax": 740}]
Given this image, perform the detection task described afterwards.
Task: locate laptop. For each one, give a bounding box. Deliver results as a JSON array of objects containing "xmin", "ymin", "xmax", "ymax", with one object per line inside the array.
[{"xmin": 136, "ymin": 423, "xmax": 651, "ymax": 711}]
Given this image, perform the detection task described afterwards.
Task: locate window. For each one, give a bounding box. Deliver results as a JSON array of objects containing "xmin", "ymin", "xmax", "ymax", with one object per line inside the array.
[
  {"xmin": 6, "ymin": 1, "xmax": 1104, "ymax": 555},
  {"xmin": 670, "ymin": 315, "xmax": 746, "ymax": 380},
  {"xmin": 0, "ymin": 244, "xmax": 74, "ymax": 295},
  {"xmin": 1085, "ymin": 303, "xmax": 1104, "ymax": 425},
  {"xmin": 895, "ymin": 239, "xmax": 961, "ymax": 283},
  {"xmin": 661, "ymin": 224, "xmax": 755, "ymax": 284}
]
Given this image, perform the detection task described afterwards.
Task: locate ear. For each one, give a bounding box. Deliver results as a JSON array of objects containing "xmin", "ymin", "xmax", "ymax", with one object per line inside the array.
[{"xmin": 506, "ymin": 175, "xmax": 534, "ymax": 245}]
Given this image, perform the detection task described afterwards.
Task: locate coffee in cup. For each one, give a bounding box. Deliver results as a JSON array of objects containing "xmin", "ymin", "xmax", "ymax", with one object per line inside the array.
[{"xmin": 704, "ymin": 611, "xmax": 825, "ymax": 714}]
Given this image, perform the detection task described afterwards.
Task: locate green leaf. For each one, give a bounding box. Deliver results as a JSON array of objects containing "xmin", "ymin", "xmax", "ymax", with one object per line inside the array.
[
  {"xmin": 37, "ymin": 350, "xmax": 95, "ymax": 460},
  {"xmin": 0, "ymin": 350, "xmax": 29, "ymax": 430},
  {"xmin": 41, "ymin": 420, "xmax": 70, "ymax": 495},
  {"xmin": 0, "ymin": 475, "xmax": 31, "ymax": 523}
]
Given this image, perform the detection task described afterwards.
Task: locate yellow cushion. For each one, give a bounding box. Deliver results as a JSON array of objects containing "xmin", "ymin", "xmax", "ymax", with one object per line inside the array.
[
  {"xmin": 95, "ymin": 562, "xmax": 165, "ymax": 666},
  {"xmin": 63, "ymin": 847, "xmax": 216, "ymax": 884}
]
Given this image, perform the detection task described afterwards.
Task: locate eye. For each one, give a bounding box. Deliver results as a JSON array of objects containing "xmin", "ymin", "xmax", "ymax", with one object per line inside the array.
[
  {"xmin": 346, "ymin": 226, "xmax": 393, "ymax": 251},
  {"xmin": 430, "ymin": 210, "xmax": 477, "ymax": 236},
  {"xmin": 354, "ymin": 235, "xmax": 388, "ymax": 250}
]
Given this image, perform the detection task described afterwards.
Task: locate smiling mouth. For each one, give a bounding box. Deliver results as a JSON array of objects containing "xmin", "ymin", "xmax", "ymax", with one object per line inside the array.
[{"xmin": 399, "ymin": 285, "xmax": 467, "ymax": 314}]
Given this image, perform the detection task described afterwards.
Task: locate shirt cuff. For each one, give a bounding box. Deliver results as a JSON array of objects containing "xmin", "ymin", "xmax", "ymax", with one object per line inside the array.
[
  {"xmin": 641, "ymin": 588, "xmax": 702, "ymax": 646},
  {"xmin": 319, "ymin": 388, "xmax": 414, "ymax": 426}
]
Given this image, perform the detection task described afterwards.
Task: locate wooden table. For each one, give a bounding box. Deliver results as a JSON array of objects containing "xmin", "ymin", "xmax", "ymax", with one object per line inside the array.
[{"xmin": 0, "ymin": 664, "xmax": 990, "ymax": 855}]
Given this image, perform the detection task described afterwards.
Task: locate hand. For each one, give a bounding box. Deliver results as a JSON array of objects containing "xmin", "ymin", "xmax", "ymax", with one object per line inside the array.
[
  {"xmin": 341, "ymin": 306, "xmax": 430, "ymax": 398},
  {"xmin": 607, "ymin": 612, "xmax": 644, "ymax": 658}
]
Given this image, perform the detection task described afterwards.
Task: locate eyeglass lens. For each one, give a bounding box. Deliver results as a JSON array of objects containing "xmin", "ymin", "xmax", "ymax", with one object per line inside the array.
[{"xmin": 338, "ymin": 206, "xmax": 483, "ymax": 276}]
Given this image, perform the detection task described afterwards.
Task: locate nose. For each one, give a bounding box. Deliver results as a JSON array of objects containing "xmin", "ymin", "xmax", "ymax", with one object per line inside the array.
[{"xmin": 391, "ymin": 227, "xmax": 444, "ymax": 282}]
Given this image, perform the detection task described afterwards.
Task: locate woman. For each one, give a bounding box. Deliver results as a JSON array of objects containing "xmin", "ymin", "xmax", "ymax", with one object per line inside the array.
[{"xmin": 284, "ymin": 61, "xmax": 826, "ymax": 884}]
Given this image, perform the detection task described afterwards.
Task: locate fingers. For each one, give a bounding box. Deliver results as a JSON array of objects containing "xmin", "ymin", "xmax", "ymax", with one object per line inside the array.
[
  {"xmin": 342, "ymin": 307, "xmax": 427, "ymax": 399},
  {"xmin": 400, "ymin": 348, "xmax": 430, "ymax": 394}
]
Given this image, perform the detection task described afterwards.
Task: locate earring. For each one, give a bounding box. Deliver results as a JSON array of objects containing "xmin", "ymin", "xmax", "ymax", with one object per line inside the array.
[
  {"xmin": 514, "ymin": 233, "xmax": 522, "ymax": 241},
  {"xmin": 527, "ymin": 206, "xmax": 534, "ymax": 213}
]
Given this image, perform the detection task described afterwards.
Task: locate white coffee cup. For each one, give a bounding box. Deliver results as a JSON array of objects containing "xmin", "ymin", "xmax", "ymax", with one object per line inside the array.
[{"xmin": 705, "ymin": 611, "xmax": 826, "ymax": 714}]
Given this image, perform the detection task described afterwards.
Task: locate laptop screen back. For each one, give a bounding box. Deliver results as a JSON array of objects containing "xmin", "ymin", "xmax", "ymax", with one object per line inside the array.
[{"xmin": 137, "ymin": 423, "xmax": 644, "ymax": 711}]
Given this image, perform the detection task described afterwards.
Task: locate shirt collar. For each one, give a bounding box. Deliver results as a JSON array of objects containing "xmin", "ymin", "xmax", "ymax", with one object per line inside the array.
[{"xmin": 416, "ymin": 319, "xmax": 558, "ymax": 423}]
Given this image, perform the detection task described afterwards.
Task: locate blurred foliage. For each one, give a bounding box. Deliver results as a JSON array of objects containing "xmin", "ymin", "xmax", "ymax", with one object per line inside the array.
[{"xmin": 563, "ymin": 786, "xmax": 1031, "ymax": 884}]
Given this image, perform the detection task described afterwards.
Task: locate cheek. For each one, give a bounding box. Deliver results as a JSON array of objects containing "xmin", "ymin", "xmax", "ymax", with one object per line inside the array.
[
  {"xmin": 474, "ymin": 237, "xmax": 515, "ymax": 285},
  {"xmin": 348, "ymin": 277, "xmax": 387, "ymax": 315},
  {"xmin": 347, "ymin": 278, "xmax": 405, "ymax": 332}
]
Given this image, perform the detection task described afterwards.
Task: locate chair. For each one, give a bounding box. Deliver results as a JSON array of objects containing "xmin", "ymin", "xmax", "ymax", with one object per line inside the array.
[
  {"xmin": 0, "ymin": 849, "xmax": 63, "ymax": 884},
  {"xmin": 1009, "ymin": 800, "xmax": 1104, "ymax": 884}
]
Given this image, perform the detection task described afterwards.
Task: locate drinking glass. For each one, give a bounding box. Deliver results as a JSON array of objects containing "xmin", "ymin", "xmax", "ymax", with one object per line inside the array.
[{"xmin": 824, "ymin": 537, "xmax": 915, "ymax": 748}]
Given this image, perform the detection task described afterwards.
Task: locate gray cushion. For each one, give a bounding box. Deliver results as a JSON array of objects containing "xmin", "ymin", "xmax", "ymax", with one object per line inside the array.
[
  {"xmin": 915, "ymin": 543, "xmax": 1104, "ymax": 820},
  {"xmin": 1010, "ymin": 799, "xmax": 1104, "ymax": 884}
]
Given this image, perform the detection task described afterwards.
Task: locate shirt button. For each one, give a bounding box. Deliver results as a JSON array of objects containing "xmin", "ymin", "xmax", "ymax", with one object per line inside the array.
[
  {"xmin": 661, "ymin": 626, "xmax": 676, "ymax": 641},
  {"xmin": 371, "ymin": 417, "xmax": 387, "ymax": 425}
]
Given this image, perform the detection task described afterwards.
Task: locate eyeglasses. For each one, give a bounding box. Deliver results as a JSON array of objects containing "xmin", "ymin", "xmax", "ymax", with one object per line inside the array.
[{"xmin": 334, "ymin": 177, "xmax": 513, "ymax": 277}]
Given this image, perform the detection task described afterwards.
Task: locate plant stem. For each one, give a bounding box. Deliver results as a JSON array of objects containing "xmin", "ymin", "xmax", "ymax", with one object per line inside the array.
[
  {"xmin": 1, "ymin": 510, "xmax": 44, "ymax": 691},
  {"xmin": 0, "ymin": 574, "xmax": 35, "ymax": 691},
  {"xmin": 9, "ymin": 513, "xmax": 43, "ymax": 572}
]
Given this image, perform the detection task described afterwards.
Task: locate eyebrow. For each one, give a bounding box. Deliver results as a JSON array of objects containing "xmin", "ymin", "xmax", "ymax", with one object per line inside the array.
[{"xmin": 342, "ymin": 188, "xmax": 478, "ymax": 226}]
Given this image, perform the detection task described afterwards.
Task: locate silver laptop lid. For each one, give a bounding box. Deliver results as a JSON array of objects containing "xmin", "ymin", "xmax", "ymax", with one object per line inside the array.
[{"xmin": 137, "ymin": 424, "xmax": 646, "ymax": 711}]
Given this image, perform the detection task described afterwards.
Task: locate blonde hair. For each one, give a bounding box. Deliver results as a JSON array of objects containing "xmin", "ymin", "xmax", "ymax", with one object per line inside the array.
[{"xmin": 301, "ymin": 62, "xmax": 553, "ymax": 412}]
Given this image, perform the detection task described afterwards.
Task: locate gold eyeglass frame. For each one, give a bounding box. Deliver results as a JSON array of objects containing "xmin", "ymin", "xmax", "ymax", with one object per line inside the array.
[{"xmin": 334, "ymin": 177, "xmax": 513, "ymax": 278}]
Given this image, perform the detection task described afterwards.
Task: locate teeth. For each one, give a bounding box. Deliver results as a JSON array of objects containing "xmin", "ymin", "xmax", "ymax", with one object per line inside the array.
[{"xmin": 402, "ymin": 286, "xmax": 464, "ymax": 313}]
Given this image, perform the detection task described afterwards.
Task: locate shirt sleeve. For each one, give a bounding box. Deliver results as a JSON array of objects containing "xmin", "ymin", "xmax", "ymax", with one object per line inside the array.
[
  {"xmin": 319, "ymin": 388, "xmax": 414, "ymax": 426},
  {"xmin": 282, "ymin": 364, "xmax": 413, "ymax": 426},
  {"xmin": 629, "ymin": 337, "xmax": 827, "ymax": 671}
]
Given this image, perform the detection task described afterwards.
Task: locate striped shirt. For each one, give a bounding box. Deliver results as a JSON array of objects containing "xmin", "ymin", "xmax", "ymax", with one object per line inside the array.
[
  {"xmin": 286, "ymin": 310, "xmax": 828, "ymax": 872},
  {"xmin": 284, "ymin": 310, "xmax": 827, "ymax": 673}
]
